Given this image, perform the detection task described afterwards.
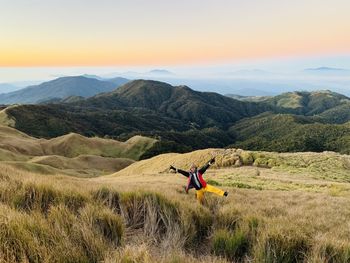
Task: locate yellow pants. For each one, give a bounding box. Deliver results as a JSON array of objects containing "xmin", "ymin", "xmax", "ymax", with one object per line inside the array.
[{"xmin": 196, "ymin": 184, "xmax": 225, "ymax": 203}]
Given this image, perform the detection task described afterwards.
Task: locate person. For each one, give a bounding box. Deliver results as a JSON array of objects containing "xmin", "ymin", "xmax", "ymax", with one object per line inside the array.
[{"xmin": 170, "ymin": 157, "xmax": 228, "ymax": 204}]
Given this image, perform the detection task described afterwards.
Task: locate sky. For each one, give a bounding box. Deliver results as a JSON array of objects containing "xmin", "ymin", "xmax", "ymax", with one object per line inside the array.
[{"xmin": 1, "ymin": 0, "xmax": 350, "ymax": 67}]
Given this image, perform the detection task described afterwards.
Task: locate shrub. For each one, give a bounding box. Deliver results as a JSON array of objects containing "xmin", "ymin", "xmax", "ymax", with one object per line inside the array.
[
  {"xmin": 215, "ymin": 208, "xmax": 241, "ymax": 231},
  {"xmin": 92, "ymin": 187, "xmax": 121, "ymax": 212},
  {"xmin": 13, "ymin": 183, "xmax": 87, "ymax": 213},
  {"xmin": 240, "ymin": 151, "xmax": 254, "ymax": 165},
  {"xmin": 184, "ymin": 206, "xmax": 214, "ymax": 247},
  {"xmin": 311, "ymin": 242, "xmax": 350, "ymax": 263},
  {"xmin": 13, "ymin": 183, "xmax": 59, "ymax": 213},
  {"xmin": 80, "ymin": 205, "xmax": 124, "ymax": 246},
  {"xmin": 119, "ymin": 192, "xmax": 181, "ymax": 241},
  {"xmin": 212, "ymin": 228, "xmax": 250, "ymax": 261},
  {"xmin": 254, "ymin": 229, "xmax": 310, "ymax": 263}
]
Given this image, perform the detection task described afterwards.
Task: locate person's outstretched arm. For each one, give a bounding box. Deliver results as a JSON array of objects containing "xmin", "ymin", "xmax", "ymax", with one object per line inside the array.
[
  {"xmin": 170, "ymin": 165, "xmax": 189, "ymax": 177},
  {"xmin": 198, "ymin": 158, "xmax": 215, "ymax": 174}
]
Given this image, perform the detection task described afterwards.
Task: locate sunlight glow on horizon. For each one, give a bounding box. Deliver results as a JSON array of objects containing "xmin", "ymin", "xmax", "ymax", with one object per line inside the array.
[{"xmin": 1, "ymin": 0, "xmax": 350, "ymax": 66}]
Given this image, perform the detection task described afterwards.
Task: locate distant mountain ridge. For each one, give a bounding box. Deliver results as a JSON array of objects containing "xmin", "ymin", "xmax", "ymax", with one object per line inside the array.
[
  {"xmin": 262, "ymin": 90, "xmax": 350, "ymax": 116},
  {"xmin": 0, "ymin": 83, "xmax": 20, "ymax": 94},
  {"xmin": 225, "ymin": 94, "xmax": 272, "ymax": 102},
  {"xmin": 148, "ymin": 69, "xmax": 174, "ymax": 75},
  {"xmin": 304, "ymin": 67, "xmax": 349, "ymax": 71},
  {"xmin": 0, "ymin": 76, "xmax": 129, "ymax": 104}
]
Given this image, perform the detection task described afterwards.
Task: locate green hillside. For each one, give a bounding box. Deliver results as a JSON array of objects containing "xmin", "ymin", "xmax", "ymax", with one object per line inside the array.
[
  {"xmin": 231, "ymin": 112, "xmax": 350, "ymax": 153},
  {"xmin": 317, "ymin": 103, "xmax": 350, "ymax": 123},
  {"xmin": 264, "ymin": 90, "xmax": 350, "ymax": 116},
  {"xmin": 79, "ymin": 79, "xmax": 271, "ymax": 128}
]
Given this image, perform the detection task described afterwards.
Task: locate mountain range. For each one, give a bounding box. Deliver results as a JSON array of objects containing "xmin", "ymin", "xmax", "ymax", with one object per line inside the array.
[
  {"xmin": 0, "ymin": 83, "xmax": 20, "ymax": 94},
  {"xmin": 1, "ymin": 79, "xmax": 350, "ymax": 156},
  {"xmin": 0, "ymin": 76, "xmax": 129, "ymax": 104},
  {"xmin": 304, "ymin": 67, "xmax": 349, "ymax": 72}
]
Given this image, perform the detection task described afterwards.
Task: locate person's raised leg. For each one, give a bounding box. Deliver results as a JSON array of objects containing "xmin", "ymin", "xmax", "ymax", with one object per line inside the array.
[{"xmin": 204, "ymin": 184, "xmax": 227, "ymax": 197}]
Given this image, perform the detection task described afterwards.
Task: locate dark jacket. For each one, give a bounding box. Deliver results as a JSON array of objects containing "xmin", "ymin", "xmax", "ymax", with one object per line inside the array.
[{"xmin": 177, "ymin": 161, "xmax": 212, "ymax": 191}]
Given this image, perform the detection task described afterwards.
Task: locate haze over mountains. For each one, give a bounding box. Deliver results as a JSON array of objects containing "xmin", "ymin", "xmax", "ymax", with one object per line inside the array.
[
  {"xmin": 304, "ymin": 67, "xmax": 350, "ymax": 73},
  {"xmin": 0, "ymin": 83, "xmax": 20, "ymax": 94},
  {"xmin": 1, "ymin": 64, "xmax": 350, "ymax": 99}
]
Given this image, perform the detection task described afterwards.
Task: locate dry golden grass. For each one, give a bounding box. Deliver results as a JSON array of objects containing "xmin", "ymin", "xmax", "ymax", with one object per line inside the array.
[
  {"xmin": 30, "ymin": 155, "xmax": 134, "ymax": 176},
  {"xmin": 112, "ymin": 148, "xmax": 350, "ymax": 183},
  {"xmin": 98, "ymin": 149, "xmax": 350, "ymax": 262},
  {"xmin": 0, "ymin": 129, "xmax": 350, "ymax": 262},
  {"xmin": 0, "ymin": 106, "xmax": 16, "ymax": 126}
]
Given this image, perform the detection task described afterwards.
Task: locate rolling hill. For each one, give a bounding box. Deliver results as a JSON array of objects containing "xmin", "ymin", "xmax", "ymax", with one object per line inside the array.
[
  {"xmin": 0, "ymin": 76, "xmax": 128, "ymax": 104},
  {"xmin": 29, "ymin": 154, "xmax": 134, "ymax": 174},
  {"xmin": 263, "ymin": 90, "xmax": 350, "ymax": 116},
  {"xmin": 0, "ymin": 125, "xmax": 157, "ymax": 159},
  {"xmin": 110, "ymin": 147, "xmax": 350, "ymax": 182},
  {"xmin": 317, "ymin": 103, "xmax": 350, "ymax": 124},
  {"xmin": 0, "ymin": 124, "xmax": 156, "ymax": 176}
]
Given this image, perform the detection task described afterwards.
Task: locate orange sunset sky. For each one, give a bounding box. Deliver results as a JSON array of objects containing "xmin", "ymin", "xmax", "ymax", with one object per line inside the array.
[{"xmin": 1, "ymin": 0, "xmax": 350, "ymax": 66}]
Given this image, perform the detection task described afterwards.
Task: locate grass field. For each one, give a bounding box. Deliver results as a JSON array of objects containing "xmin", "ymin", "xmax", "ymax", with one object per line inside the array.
[{"xmin": 0, "ymin": 147, "xmax": 349, "ymax": 262}]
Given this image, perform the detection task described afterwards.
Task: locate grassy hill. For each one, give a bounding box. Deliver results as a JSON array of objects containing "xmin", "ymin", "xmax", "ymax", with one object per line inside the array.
[
  {"xmin": 226, "ymin": 91, "xmax": 350, "ymax": 153},
  {"xmin": 0, "ymin": 125, "xmax": 156, "ymax": 177},
  {"xmin": 111, "ymin": 148, "xmax": 350, "ymax": 182},
  {"xmin": 317, "ymin": 103, "xmax": 350, "ymax": 124},
  {"xmin": 0, "ymin": 147, "xmax": 350, "ymax": 262},
  {"xmin": 0, "ymin": 106, "xmax": 16, "ymax": 126},
  {"xmin": 231, "ymin": 112, "xmax": 350, "ymax": 154},
  {"xmin": 263, "ymin": 90, "xmax": 350, "ymax": 116},
  {"xmin": 30, "ymin": 155, "xmax": 134, "ymax": 175},
  {"xmin": 79, "ymin": 79, "xmax": 271, "ymax": 128}
]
